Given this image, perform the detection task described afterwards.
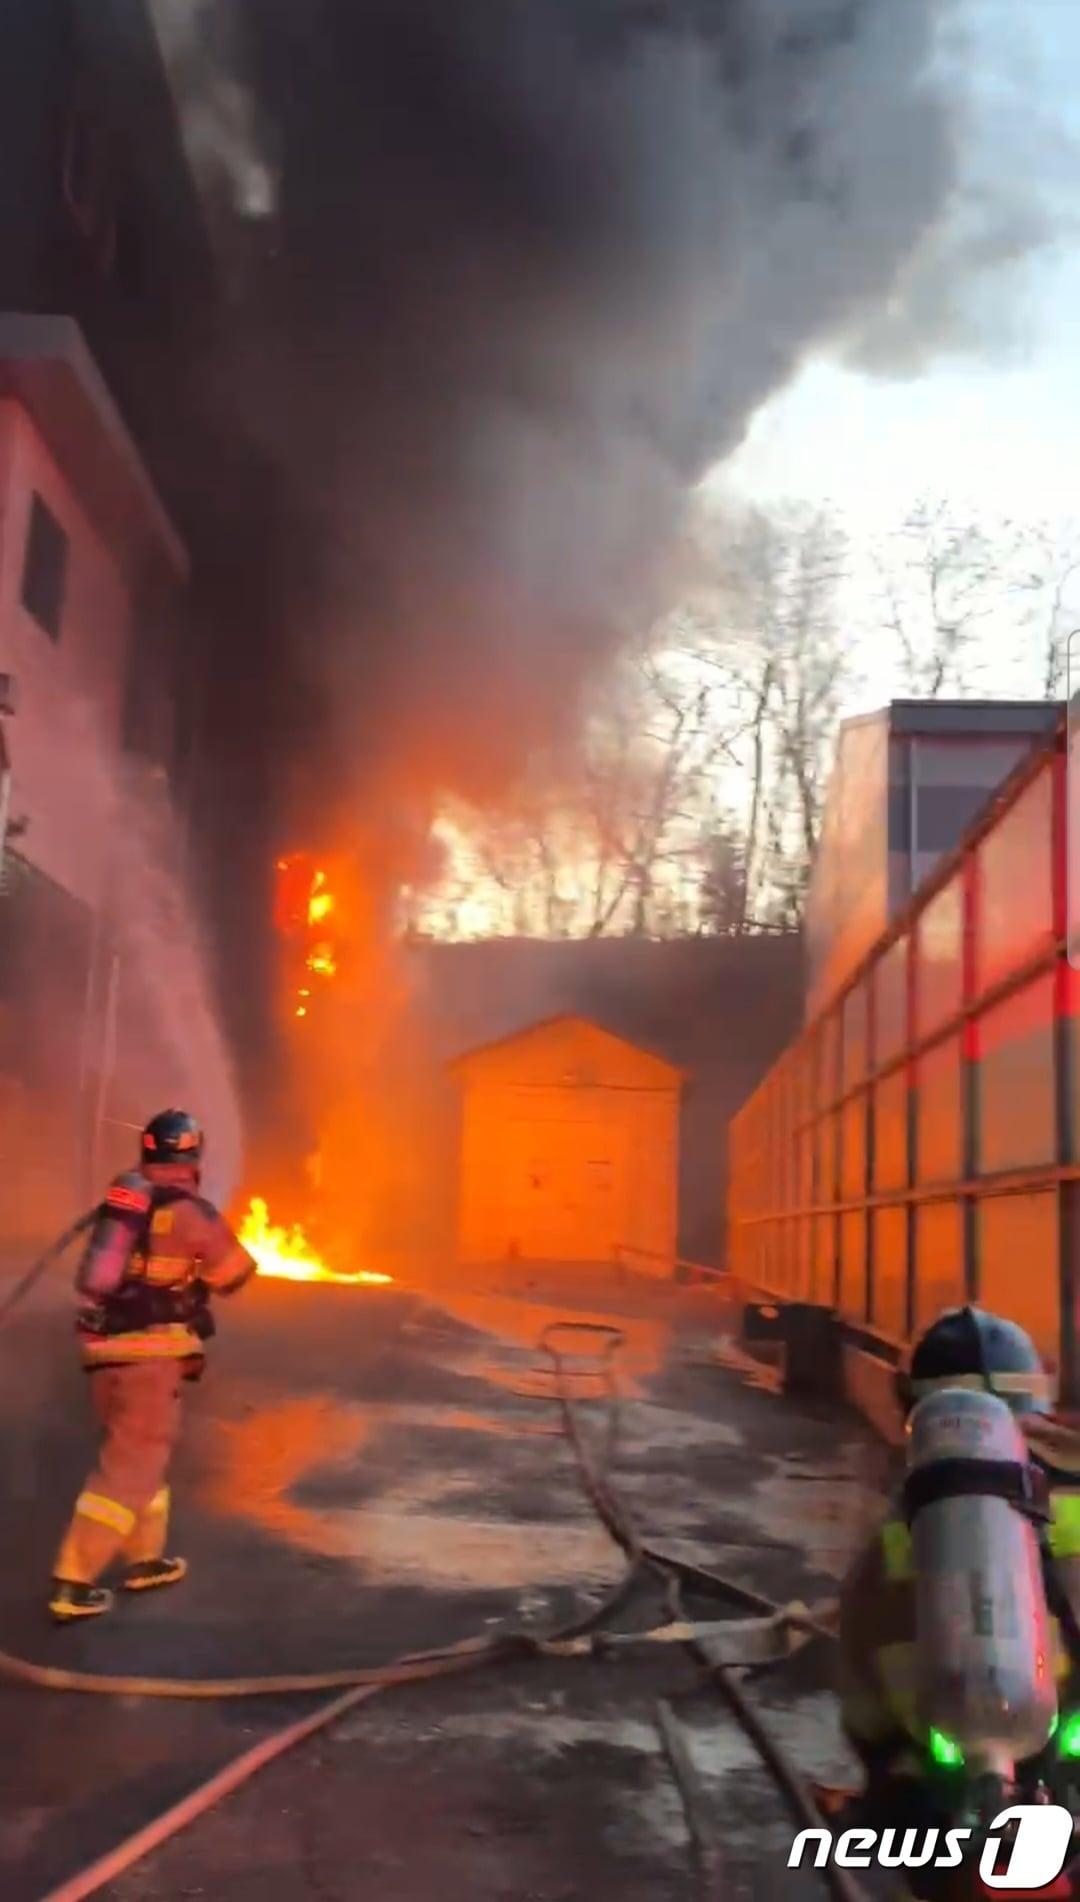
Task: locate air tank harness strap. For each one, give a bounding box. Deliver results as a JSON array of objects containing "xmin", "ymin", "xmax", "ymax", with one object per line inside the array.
[{"xmin": 901, "ymin": 1458, "xmax": 1052, "ymax": 1526}]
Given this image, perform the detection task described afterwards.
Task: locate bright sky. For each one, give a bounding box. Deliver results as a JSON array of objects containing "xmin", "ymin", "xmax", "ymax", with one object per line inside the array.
[{"xmin": 716, "ymin": 0, "xmax": 1080, "ymax": 628}]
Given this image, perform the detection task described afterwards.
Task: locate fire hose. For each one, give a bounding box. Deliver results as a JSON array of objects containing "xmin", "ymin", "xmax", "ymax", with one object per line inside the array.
[
  {"xmin": 0, "ymin": 1238, "xmax": 855, "ymax": 1902},
  {"xmin": 0, "ymin": 1212, "xmax": 97, "ymax": 1323},
  {"xmin": 537, "ymin": 1322, "xmax": 864, "ymax": 1902}
]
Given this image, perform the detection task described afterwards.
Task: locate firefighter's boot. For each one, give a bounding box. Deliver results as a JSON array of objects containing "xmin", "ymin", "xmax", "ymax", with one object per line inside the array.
[
  {"xmin": 120, "ymin": 1556, "xmax": 188, "ymax": 1593},
  {"xmin": 49, "ymin": 1580, "xmax": 114, "ymax": 1623}
]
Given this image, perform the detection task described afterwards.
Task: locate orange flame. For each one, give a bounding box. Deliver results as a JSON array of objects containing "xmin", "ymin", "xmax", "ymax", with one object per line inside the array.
[
  {"xmin": 277, "ymin": 858, "xmax": 342, "ymax": 1021},
  {"xmin": 239, "ymin": 1197, "xmax": 392, "ymax": 1286},
  {"xmin": 308, "ymin": 870, "xmax": 335, "ymax": 927}
]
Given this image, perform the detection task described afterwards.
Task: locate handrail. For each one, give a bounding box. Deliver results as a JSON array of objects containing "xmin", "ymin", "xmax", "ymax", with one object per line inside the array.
[{"xmin": 614, "ymin": 1244, "xmax": 728, "ymax": 1286}]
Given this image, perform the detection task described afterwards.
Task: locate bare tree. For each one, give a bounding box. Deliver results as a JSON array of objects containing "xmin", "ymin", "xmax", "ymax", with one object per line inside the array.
[
  {"xmin": 873, "ymin": 497, "xmax": 999, "ymax": 696},
  {"xmin": 870, "ymin": 501, "xmax": 1080, "ymax": 702},
  {"xmin": 410, "ymin": 501, "xmax": 853, "ymax": 939},
  {"xmin": 691, "ymin": 502, "xmax": 851, "ymax": 924},
  {"xmin": 409, "ymin": 629, "xmax": 753, "ymax": 939},
  {"xmin": 412, "ymin": 499, "xmax": 1080, "ymax": 944},
  {"xmin": 554, "ymin": 636, "xmax": 749, "ymax": 937},
  {"xmin": 697, "ymin": 820, "xmax": 749, "ymax": 936},
  {"xmin": 768, "ymin": 512, "xmax": 849, "ymax": 905},
  {"xmin": 1007, "ymin": 522, "xmax": 1080, "ymax": 697}
]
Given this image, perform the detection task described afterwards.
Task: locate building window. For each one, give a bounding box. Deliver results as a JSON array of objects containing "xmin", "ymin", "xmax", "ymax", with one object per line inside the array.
[{"xmin": 21, "ymin": 495, "xmax": 69, "ymax": 643}]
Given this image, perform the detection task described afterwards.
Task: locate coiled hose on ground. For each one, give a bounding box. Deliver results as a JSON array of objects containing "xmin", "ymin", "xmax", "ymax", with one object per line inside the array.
[{"xmin": 1, "ymin": 1233, "xmax": 860, "ymax": 1902}]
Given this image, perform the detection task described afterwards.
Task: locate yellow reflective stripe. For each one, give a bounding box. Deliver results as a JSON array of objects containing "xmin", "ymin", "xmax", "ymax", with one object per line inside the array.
[
  {"xmin": 883, "ymin": 1494, "xmax": 1080, "ymax": 1570},
  {"xmin": 1050, "ymin": 1493, "xmax": 1080, "ymax": 1558},
  {"xmin": 909, "ymin": 1372, "xmax": 1054, "ymax": 1402},
  {"xmin": 76, "ymin": 1491, "xmax": 135, "ymax": 1536},
  {"xmin": 142, "ymin": 1259, "xmax": 191, "ymax": 1286},
  {"xmin": 81, "ymin": 1325, "xmax": 200, "ymax": 1364},
  {"xmin": 881, "ymin": 1520, "xmax": 913, "ymax": 1581}
]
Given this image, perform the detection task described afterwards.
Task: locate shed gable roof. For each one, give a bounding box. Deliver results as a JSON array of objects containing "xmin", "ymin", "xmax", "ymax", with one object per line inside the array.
[{"xmin": 449, "ymin": 1012, "xmax": 685, "ymax": 1088}]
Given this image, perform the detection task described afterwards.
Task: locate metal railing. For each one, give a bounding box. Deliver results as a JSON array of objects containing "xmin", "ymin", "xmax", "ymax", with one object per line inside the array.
[{"xmin": 614, "ymin": 1244, "xmax": 729, "ymax": 1287}]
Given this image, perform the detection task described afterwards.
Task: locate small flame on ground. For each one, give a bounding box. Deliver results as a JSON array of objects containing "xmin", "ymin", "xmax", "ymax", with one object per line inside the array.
[{"xmin": 239, "ymin": 1196, "xmax": 392, "ymax": 1286}]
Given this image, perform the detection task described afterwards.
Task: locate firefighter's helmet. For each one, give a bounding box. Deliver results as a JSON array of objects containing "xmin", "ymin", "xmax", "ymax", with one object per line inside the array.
[
  {"xmin": 141, "ymin": 1109, "xmax": 204, "ymax": 1169},
  {"xmin": 897, "ymin": 1305, "xmax": 1052, "ymax": 1417}
]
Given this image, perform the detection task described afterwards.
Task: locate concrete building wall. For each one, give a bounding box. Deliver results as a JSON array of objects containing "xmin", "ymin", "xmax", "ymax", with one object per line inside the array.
[
  {"xmin": 0, "ymin": 0, "xmax": 215, "ymax": 467},
  {"xmin": 0, "ymin": 325, "xmax": 195, "ymax": 1245},
  {"xmin": 0, "ymin": 4, "xmax": 220, "ymax": 1251},
  {"xmin": 0, "ymin": 395, "xmax": 133, "ymax": 909}
]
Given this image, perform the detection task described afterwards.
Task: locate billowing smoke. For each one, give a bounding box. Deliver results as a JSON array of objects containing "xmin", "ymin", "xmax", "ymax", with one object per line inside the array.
[
  {"xmin": 152, "ymin": 0, "xmax": 1025, "ymax": 1244},
  {"xmin": 175, "ymin": 1, "xmax": 967, "ymax": 821},
  {"xmin": 235, "ymin": 0, "xmax": 962, "ymax": 817}
]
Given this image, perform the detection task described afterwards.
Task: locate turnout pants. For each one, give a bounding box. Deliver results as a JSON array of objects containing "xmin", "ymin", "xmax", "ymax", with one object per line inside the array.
[{"xmin": 54, "ymin": 1362, "xmax": 183, "ymax": 1584}]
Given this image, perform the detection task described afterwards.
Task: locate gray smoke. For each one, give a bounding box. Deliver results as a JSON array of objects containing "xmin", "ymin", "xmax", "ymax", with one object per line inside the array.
[
  {"xmin": 846, "ymin": 2, "xmax": 1078, "ymax": 374},
  {"xmin": 140, "ymin": 0, "xmax": 1066, "ymax": 1239},
  {"xmin": 154, "ymin": 0, "xmax": 976, "ymax": 852}
]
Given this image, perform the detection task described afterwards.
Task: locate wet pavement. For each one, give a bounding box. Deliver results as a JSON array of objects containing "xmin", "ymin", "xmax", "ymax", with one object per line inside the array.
[{"xmin": 0, "ymin": 1268, "xmax": 891, "ymax": 1900}]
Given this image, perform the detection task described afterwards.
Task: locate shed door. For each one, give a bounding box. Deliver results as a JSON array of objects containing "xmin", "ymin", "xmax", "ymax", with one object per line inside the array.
[{"xmin": 505, "ymin": 1118, "xmax": 626, "ymax": 1262}]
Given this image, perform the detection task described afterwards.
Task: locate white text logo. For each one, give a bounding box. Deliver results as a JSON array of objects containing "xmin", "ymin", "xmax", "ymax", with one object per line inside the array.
[{"xmin": 789, "ymin": 1807, "xmax": 1073, "ymax": 1888}]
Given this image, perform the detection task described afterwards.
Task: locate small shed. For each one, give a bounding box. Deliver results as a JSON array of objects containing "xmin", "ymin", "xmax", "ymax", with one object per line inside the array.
[{"xmin": 450, "ymin": 1013, "xmax": 684, "ymax": 1269}]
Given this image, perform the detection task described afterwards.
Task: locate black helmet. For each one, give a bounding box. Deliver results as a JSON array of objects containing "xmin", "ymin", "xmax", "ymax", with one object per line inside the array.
[
  {"xmin": 141, "ymin": 1108, "xmax": 204, "ymax": 1169},
  {"xmin": 898, "ymin": 1305, "xmax": 1052, "ymax": 1417}
]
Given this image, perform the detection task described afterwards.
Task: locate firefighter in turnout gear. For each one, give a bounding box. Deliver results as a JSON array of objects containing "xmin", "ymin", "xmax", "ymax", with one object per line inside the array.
[
  {"xmin": 50, "ymin": 1110, "xmax": 256, "ymax": 1623},
  {"xmin": 836, "ymin": 1306, "xmax": 1080, "ymax": 1897}
]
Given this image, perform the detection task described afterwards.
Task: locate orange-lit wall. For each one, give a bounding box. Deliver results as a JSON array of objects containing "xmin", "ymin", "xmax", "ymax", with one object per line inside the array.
[
  {"xmin": 729, "ymin": 731, "xmax": 1079, "ymax": 1401},
  {"xmin": 0, "ymin": 396, "xmax": 133, "ymax": 910},
  {"xmin": 455, "ymin": 1017, "xmax": 680, "ymax": 1268}
]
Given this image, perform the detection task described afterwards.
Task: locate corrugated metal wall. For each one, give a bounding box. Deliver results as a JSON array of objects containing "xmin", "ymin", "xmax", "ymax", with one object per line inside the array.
[{"xmin": 729, "ymin": 730, "xmax": 1080, "ymax": 1400}]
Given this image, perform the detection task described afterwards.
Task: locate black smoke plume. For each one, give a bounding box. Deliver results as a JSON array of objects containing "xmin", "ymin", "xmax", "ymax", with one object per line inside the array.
[
  {"xmin": 154, "ymin": 0, "xmax": 968, "ymax": 1204},
  {"xmin": 172, "ymin": 0, "xmax": 961, "ymax": 820}
]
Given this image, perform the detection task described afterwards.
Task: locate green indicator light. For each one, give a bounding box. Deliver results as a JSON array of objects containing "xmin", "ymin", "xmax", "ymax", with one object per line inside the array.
[
  {"xmin": 928, "ymin": 1728, "xmax": 965, "ymax": 1769},
  {"xmin": 1057, "ymin": 1710, "xmax": 1080, "ymax": 1759}
]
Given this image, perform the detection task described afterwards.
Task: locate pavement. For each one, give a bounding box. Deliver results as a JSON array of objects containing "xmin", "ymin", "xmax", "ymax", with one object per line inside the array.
[{"xmin": 0, "ymin": 1265, "xmax": 892, "ymax": 1900}]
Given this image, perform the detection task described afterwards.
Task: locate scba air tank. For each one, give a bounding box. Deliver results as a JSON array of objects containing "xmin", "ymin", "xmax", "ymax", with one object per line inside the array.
[{"xmin": 907, "ymin": 1386, "xmax": 1057, "ymax": 1778}]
